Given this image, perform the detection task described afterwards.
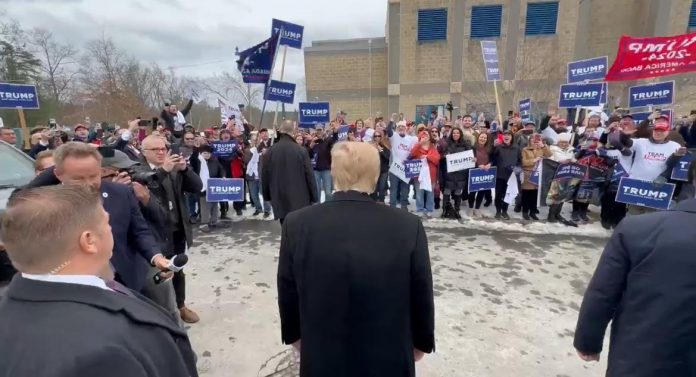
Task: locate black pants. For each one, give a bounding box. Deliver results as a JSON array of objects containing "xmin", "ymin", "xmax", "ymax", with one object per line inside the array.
[
  {"xmin": 495, "ymin": 178, "xmax": 509, "ymax": 213},
  {"xmin": 219, "ymin": 202, "xmax": 229, "ymax": 216},
  {"xmin": 601, "ymin": 190, "xmax": 627, "ymax": 226},
  {"xmin": 172, "ymin": 229, "xmax": 187, "ymax": 309},
  {"xmin": 572, "ymin": 201, "xmax": 589, "ymax": 213},
  {"xmin": 521, "ymin": 190, "xmax": 538, "ymax": 214},
  {"xmin": 467, "ymin": 190, "xmax": 490, "ymax": 209}
]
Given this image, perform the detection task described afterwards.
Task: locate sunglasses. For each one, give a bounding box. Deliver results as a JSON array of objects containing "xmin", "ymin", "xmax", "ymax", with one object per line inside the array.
[{"xmin": 374, "ymin": 135, "xmax": 382, "ymax": 138}]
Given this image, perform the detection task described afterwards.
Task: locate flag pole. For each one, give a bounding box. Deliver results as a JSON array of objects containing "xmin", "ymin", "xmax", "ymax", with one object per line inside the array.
[
  {"xmin": 273, "ymin": 45, "xmax": 289, "ymax": 127},
  {"xmin": 259, "ymin": 27, "xmax": 284, "ymax": 136}
]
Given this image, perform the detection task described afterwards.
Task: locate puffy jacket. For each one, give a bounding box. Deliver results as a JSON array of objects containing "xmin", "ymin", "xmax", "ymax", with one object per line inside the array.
[{"xmin": 442, "ymin": 136, "xmax": 472, "ymax": 190}]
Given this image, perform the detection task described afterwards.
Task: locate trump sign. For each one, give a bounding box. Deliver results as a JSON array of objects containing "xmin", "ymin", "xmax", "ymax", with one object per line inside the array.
[
  {"xmin": 206, "ymin": 178, "xmax": 245, "ymax": 202},
  {"xmin": 615, "ymin": 177, "xmax": 675, "ymax": 210}
]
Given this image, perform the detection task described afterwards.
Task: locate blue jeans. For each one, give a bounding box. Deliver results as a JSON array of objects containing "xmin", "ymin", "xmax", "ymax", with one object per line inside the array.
[
  {"xmin": 248, "ymin": 179, "xmax": 272, "ymax": 213},
  {"xmin": 314, "ymin": 170, "xmax": 333, "ymax": 202},
  {"xmin": 389, "ymin": 173, "xmax": 410, "ymax": 209},
  {"xmin": 376, "ymin": 172, "xmax": 388, "ymax": 202},
  {"xmin": 415, "ymin": 182, "xmax": 435, "ymax": 213}
]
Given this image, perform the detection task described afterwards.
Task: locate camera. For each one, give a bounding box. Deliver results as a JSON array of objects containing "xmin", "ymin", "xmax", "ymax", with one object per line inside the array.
[{"xmin": 127, "ymin": 168, "xmax": 159, "ymax": 187}]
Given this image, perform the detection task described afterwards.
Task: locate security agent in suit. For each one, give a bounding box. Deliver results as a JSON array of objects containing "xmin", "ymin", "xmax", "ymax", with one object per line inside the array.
[
  {"xmin": 278, "ymin": 142, "xmax": 435, "ymax": 377},
  {"xmin": 18, "ymin": 142, "xmax": 173, "ymax": 291},
  {"xmin": 135, "ymin": 135, "xmax": 203, "ymax": 323},
  {"xmin": 0, "ymin": 185, "xmax": 197, "ymax": 377}
]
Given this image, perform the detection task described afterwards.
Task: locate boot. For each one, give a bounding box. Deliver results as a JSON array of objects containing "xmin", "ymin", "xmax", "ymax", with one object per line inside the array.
[
  {"xmin": 554, "ymin": 205, "xmax": 577, "ymax": 227},
  {"xmin": 529, "ymin": 211, "xmax": 539, "ymax": 221},
  {"xmin": 434, "ymin": 196, "xmax": 441, "ymax": 210},
  {"xmin": 547, "ymin": 204, "xmax": 559, "ymax": 223},
  {"xmin": 571, "ymin": 211, "xmax": 581, "ymax": 223},
  {"xmin": 453, "ymin": 196, "xmax": 463, "ymax": 220},
  {"xmin": 514, "ymin": 203, "xmax": 522, "ymax": 213},
  {"xmin": 579, "ymin": 210, "xmax": 590, "ymax": 222},
  {"xmin": 494, "ymin": 209, "xmax": 502, "ymax": 220},
  {"xmin": 522, "ymin": 210, "xmax": 531, "ymax": 221},
  {"xmin": 441, "ymin": 195, "xmax": 451, "ymax": 218}
]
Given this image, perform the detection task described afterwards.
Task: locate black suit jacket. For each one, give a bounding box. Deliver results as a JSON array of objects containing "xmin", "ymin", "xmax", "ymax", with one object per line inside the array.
[
  {"xmin": 18, "ymin": 171, "xmax": 160, "ymax": 291},
  {"xmin": 0, "ymin": 276, "xmax": 197, "ymax": 377},
  {"xmin": 277, "ymin": 191, "xmax": 435, "ymax": 377},
  {"xmin": 261, "ymin": 133, "xmax": 318, "ymax": 220},
  {"xmin": 575, "ymin": 199, "xmax": 696, "ymax": 377}
]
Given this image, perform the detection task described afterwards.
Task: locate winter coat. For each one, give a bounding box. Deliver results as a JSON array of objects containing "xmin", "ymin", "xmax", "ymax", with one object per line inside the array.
[
  {"xmin": 550, "ymin": 145, "xmax": 576, "ymax": 163},
  {"xmin": 160, "ymin": 100, "xmax": 193, "ymax": 139},
  {"xmin": 521, "ymin": 146, "xmax": 552, "ymax": 190},
  {"xmin": 574, "ymin": 199, "xmax": 696, "ymax": 377},
  {"xmin": 261, "ymin": 133, "xmax": 318, "ymax": 220},
  {"xmin": 377, "ymin": 144, "xmax": 391, "ymax": 174},
  {"xmin": 442, "ymin": 137, "xmax": 473, "ymax": 191},
  {"xmin": 493, "ymin": 143, "xmax": 521, "ymax": 181},
  {"xmin": 410, "ymin": 144, "xmax": 440, "ymax": 185}
]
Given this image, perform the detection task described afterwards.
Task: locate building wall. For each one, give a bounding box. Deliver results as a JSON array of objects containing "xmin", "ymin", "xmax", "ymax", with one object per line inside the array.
[{"xmin": 305, "ymin": 0, "xmax": 696, "ymax": 124}]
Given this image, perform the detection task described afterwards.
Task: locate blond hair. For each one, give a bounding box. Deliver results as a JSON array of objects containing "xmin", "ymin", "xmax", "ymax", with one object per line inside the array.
[
  {"xmin": 1, "ymin": 185, "xmax": 102, "ymax": 273},
  {"xmin": 53, "ymin": 142, "xmax": 101, "ymax": 172},
  {"xmin": 331, "ymin": 142, "xmax": 379, "ymax": 193},
  {"xmin": 34, "ymin": 150, "xmax": 54, "ymax": 171}
]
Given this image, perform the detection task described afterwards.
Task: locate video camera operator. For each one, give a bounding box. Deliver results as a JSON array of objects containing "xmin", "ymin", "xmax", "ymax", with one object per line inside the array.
[
  {"xmin": 133, "ymin": 135, "xmax": 203, "ymax": 323},
  {"xmin": 99, "ymin": 147, "xmax": 181, "ymax": 320}
]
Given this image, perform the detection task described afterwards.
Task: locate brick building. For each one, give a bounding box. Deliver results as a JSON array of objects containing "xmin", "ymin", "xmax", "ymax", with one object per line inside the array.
[{"xmin": 304, "ymin": 0, "xmax": 696, "ymax": 123}]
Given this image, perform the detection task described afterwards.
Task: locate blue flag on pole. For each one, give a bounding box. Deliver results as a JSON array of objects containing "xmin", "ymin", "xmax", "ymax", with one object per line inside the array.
[{"xmin": 236, "ymin": 33, "xmax": 280, "ymax": 84}]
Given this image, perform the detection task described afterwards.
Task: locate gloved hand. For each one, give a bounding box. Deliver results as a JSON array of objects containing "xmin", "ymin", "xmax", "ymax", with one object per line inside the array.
[{"xmin": 652, "ymin": 175, "xmax": 668, "ymax": 188}]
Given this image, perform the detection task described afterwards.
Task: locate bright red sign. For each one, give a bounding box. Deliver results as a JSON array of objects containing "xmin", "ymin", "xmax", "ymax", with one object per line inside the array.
[{"xmin": 605, "ymin": 31, "xmax": 696, "ymax": 81}]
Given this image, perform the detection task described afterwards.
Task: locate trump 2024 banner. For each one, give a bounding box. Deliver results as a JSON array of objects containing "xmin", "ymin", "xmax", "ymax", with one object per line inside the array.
[
  {"xmin": 468, "ymin": 168, "xmax": 497, "ymax": 193},
  {"xmin": 404, "ymin": 160, "xmax": 423, "ymax": 179},
  {"xmin": 265, "ymin": 80, "xmax": 296, "ymax": 104},
  {"xmin": 671, "ymin": 154, "xmax": 693, "ymax": 182},
  {"xmin": 615, "ymin": 177, "xmax": 675, "ymax": 210},
  {"xmin": 206, "ymin": 178, "xmax": 245, "ymax": 202},
  {"xmin": 0, "ymin": 83, "xmax": 40, "ymax": 109},
  {"xmin": 211, "ymin": 141, "xmax": 238, "ymax": 158},
  {"xmin": 628, "ymin": 81, "xmax": 674, "ymax": 108},
  {"xmin": 480, "ymin": 40, "xmax": 501, "ymax": 82},
  {"xmin": 605, "ymin": 31, "xmax": 696, "ymax": 81},
  {"xmin": 298, "ymin": 102, "xmax": 330, "ymax": 127},
  {"xmin": 519, "ymin": 98, "xmax": 531, "ymax": 122}
]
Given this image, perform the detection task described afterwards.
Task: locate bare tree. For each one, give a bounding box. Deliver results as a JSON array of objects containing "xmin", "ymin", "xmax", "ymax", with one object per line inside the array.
[{"xmin": 29, "ymin": 28, "xmax": 79, "ymax": 103}]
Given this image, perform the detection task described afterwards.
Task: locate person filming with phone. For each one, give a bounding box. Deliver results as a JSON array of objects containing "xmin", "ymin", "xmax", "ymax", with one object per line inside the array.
[{"xmin": 134, "ymin": 135, "xmax": 203, "ymax": 324}]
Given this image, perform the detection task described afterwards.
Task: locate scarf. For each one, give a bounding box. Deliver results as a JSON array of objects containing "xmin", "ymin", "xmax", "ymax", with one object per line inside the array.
[
  {"xmin": 198, "ymin": 154, "xmax": 210, "ymax": 193},
  {"xmin": 246, "ymin": 147, "xmax": 260, "ymax": 179}
]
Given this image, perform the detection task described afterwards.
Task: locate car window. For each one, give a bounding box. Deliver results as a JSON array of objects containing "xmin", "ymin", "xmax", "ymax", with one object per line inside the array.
[{"xmin": 0, "ymin": 142, "xmax": 34, "ymax": 187}]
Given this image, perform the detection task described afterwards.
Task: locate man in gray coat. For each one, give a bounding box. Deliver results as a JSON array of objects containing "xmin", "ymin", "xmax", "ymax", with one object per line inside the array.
[{"xmin": 574, "ymin": 161, "xmax": 696, "ymax": 377}]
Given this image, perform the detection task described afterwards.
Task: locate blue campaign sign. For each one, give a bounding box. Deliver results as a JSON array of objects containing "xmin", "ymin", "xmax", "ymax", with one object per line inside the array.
[
  {"xmin": 612, "ymin": 162, "xmax": 629, "ymax": 182},
  {"xmin": 265, "ymin": 80, "xmax": 296, "ymax": 104},
  {"xmin": 469, "ymin": 167, "xmax": 497, "ymax": 193},
  {"xmin": 337, "ymin": 125, "xmax": 350, "ymax": 141},
  {"xmin": 615, "ymin": 177, "xmax": 676, "ymax": 210},
  {"xmin": 671, "ymin": 154, "xmax": 693, "ymax": 182},
  {"xmin": 299, "ymin": 102, "xmax": 330, "ymax": 127},
  {"xmin": 272, "ymin": 19, "xmax": 304, "ymax": 49},
  {"xmin": 600, "ymin": 82, "xmax": 607, "ymax": 104},
  {"xmin": 567, "ymin": 56, "xmax": 608, "ymax": 83},
  {"xmin": 554, "ymin": 163, "xmax": 588, "ymax": 180},
  {"xmin": 631, "ymin": 109, "xmax": 673, "ymax": 126},
  {"xmin": 211, "ymin": 141, "xmax": 238, "ymax": 158},
  {"xmin": 519, "ymin": 98, "xmax": 532, "ymax": 121},
  {"xmin": 480, "ymin": 41, "xmax": 501, "ymax": 82},
  {"xmin": 404, "ymin": 160, "xmax": 423, "ymax": 179},
  {"xmin": 558, "ymin": 82, "xmax": 604, "ymax": 108},
  {"xmin": 0, "ymin": 83, "xmax": 40, "ymax": 109},
  {"xmin": 206, "ymin": 178, "xmax": 245, "ymax": 202},
  {"xmin": 628, "ymin": 81, "xmax": 674, "ymax": 108}
]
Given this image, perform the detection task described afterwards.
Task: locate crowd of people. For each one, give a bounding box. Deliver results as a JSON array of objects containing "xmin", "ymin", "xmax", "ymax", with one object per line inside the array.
[{"xmin": 1, "ymin": 97, "xmax": 696, "ymax": 376}]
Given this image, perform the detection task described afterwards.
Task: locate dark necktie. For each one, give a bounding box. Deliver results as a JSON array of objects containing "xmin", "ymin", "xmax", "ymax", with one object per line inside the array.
[{"xmin": 105, "ymin": 280, "xmax": 136, "ymax": 298}]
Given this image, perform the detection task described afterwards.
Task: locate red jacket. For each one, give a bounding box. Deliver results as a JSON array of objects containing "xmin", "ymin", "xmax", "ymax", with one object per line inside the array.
[
  {"xmin": 230, "ymin": 155, "xmax": 244, "ymax": 178},
  {"xmin": 410, "ymin": 144, "xmax": 440, "ymax": 183}
]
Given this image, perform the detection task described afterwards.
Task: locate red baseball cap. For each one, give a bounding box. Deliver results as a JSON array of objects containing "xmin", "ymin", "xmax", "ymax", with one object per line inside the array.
[
  {"xmin": 74, "ymin": 123, "xmax": 87, "ymax": 132},
  {"xmin": 653, "ymin": 122, "xmax": 670, "ymax": 132}
]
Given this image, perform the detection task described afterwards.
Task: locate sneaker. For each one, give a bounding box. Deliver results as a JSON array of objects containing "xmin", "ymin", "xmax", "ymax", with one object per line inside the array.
[
  {"xmin": 199, "ymin": 224, "xmax": 211, "ymax": 233},
  {"xmin": 252, "ymin": 209, "xmax": 262, "ymax": 216},
  {"xmin": 263, "ymin": 212, "xmax": 271, "ymax": 219},
  {"xmin": 472, "ymin": 209, "xmax": 482, "ymax": 218},
  {"xmin": 189, "ymin": 215, "xmax": 199, "ymax": 225},
  {"xmin": 179, "ymin": 306, "xmax": 200, "ymax": 324},
  {"xmin": 502, "ymin": 212, "xmax": 510, "ymax": 220},
  {"xmin": 220, "ymin": 214, "xmax": 230, "ymax": 220},
  {"xmin": 494, "ymin": 211, "xmax": 502, "ymax": 220}
]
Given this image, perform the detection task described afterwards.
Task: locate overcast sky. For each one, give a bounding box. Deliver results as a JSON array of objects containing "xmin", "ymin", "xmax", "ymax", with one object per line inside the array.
[{"xmin": 3, "ymin": 0, "xmax": 387, "ymax": 103}]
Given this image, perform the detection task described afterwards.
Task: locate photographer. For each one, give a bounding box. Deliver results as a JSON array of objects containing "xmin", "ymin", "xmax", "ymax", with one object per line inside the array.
[
  {"xmin": 99, "ymin": 148, "xmax": 180, "ymax": 319},
  {"xmin": 134, "ymin": 135, "xmax": 203, "ymax": 324}
]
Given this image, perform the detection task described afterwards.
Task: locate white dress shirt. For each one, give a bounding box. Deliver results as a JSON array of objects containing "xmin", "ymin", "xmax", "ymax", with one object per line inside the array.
[{"xmin": 22, "ymin": 273, "xmax": 113, "ymax": 291}]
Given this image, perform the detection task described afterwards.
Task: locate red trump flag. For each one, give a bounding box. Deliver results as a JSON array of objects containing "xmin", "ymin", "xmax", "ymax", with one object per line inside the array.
[{"xmin": 605, "ymin": 31, "xmax": 696, "ymax": 81}]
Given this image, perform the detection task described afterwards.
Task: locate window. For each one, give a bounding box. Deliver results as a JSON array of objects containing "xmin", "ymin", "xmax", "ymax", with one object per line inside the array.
[
  {"xmin": 418, "ymin": 8, "xmax": 448, "ymax": 42},
  {"xmin": 689, "ymin": 0, "xmax": 696, "ymax": 31},
  {"xmin": 525, "ymin": 1, "xmax": 559, "ymax": 36},
  {"xmin": 471, "ymin": 5, "xmax": 503, "ymax": 38}
]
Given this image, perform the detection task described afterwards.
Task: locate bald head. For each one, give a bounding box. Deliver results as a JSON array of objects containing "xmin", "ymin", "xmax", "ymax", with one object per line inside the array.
[
  {"xmin": 279, "ymin": 120, "xmax": 296, "ymax": 136},
  {"xmin": 1, "ymin": 185, "xmax": 111, "ymax": 274},
  {"xmin": 141, "ymin": 135, "xmax": 168, "ymax": 166}
]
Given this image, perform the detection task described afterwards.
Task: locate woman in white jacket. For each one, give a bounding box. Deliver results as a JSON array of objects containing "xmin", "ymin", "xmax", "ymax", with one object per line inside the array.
[{"xmin": 547, "ymin": 133, "xmax": 578, "ymax": 226}]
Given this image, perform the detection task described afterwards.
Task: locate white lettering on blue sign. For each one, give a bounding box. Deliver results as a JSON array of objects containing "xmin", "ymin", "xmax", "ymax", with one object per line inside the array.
[
  {"xmin": 211, "ymin": 186, "xmax": 242, "ymax": 194},
  {"xmin": 622, "ymin": 186, "xmax": 669, "ymax": 200},
  {"xmin": 0, "ymin": 92, "xmax": 36, "ymax": 100},
  {"xmin": 570, "ymin": 64, "xmax": 606, "ymax": 76},
  {"xmin": 471, "ymin": 176, "xmax": 495, "ymax": 183},
  {"xmin": 270, "ymin": 87, "xmax": 293, "ymax": 96},
  {"xmin": 563, "ymin": 91, "xmax": 600, "ymax": 99},
  {"xmin": 631, "ymin": 90, "xmax": 670, "ymax": 100},
  {"xmin": 301, "ymin": 109, "xmax": 329, "ymax": 116}
]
